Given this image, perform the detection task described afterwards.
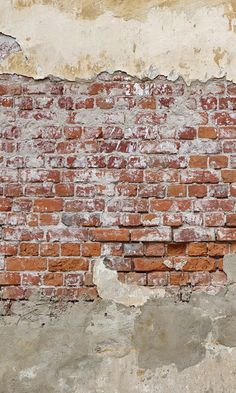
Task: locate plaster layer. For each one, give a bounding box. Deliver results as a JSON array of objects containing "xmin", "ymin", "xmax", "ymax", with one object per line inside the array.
[
  {"xmin": 0, "ymin": 1, "xmax": 236, "ymax": 82},
  {"xmin": 2, "ymin": 285, "xmax": 236, "ymax": 393}
]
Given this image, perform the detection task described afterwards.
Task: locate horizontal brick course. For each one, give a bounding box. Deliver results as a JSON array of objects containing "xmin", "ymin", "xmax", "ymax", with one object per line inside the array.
[{"xmin": 0, "ymin": 74, "xmax": 235, "ymax": 299}]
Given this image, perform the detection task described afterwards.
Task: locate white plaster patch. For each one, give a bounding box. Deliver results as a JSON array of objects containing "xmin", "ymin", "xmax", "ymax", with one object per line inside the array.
[
  {"xmin": 0, "ymin": 3, "xmax": 235, "ymax": 82},
  {"xmin": 93, "ymin": 258, "xmax": 165, "ymax": 307},
  {"xmin": 19, "ymin": 366, "xmax": 39, "ymax": 380}
]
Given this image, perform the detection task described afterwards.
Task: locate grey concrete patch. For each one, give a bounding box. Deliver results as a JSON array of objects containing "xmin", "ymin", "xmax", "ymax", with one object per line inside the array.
[
  {"xmin": 1, "ymin": 289, "xmax": 236, "ymax": 392},
  {"xmin": 134, "ymin": 303, "xmax": 212, "ymax": 371},
  {"xmin": 214, "ymin": 315, "xmax": 236, "ymax": 347},
  {"xmin": 223, "ymin": 254, "xmax": 236, "ymax": 284}
]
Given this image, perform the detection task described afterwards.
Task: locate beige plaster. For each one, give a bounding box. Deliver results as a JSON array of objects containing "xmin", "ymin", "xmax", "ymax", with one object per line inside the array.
[{"xmin": 0, "ymin": 1, "xmax": 236, "ymax": 82}]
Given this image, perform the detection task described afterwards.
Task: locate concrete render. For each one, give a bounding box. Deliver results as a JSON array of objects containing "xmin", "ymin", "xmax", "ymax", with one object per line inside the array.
[{"xmin": 0, "ymin": 255, "xmax": 236, "ymax": 393}]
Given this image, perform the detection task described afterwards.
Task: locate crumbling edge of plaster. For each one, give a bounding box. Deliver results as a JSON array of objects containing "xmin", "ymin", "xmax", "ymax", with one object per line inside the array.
[
  {"xmin": 93, "ymin": 253, "xmax": 236, "ymax": 307},
  {"xmin": 93, "ymin": 258, "xmax": 165, "ymax": 307},
  {"xmin": 223, "ymin": 253, "xmax": 236, "ymax": 284}
]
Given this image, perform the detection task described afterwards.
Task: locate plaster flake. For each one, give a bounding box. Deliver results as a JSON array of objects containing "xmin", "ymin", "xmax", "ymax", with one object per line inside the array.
[{"xmin": 93, "ymin": 258, "xmax": 165, "ymax": 307}]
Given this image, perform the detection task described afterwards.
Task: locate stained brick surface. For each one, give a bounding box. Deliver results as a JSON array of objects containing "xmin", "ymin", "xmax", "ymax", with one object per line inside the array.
[{"xmin": 0, "ymin": 73, "xmax": 234, "ymax": 299}]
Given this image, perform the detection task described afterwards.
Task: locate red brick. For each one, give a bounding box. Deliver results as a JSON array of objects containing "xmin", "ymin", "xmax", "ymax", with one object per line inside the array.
[
  {"xmin": 205, "ymin": 213, "xmax": 225, "ymax": 227},
  {"xmin": 64, "ymin": 126, "xmax": 82, "ymax": 139},
  {"xmin": 134, "ymin": 258, "xmax": 168, "ymax": 272},
  {"xmin": 20, "ymin": 243, "xmax": 39, "ymax": 256},
  {"xmin": 226, "ymin": 214, "xmax": 236, "ymax": 227},
  {"xmin": 33, "ymin": 198, "xmax": 63, "ymax": 212},
  {"xmin": 43, "ymin": 273, "xmax": 63, "ymax": 286},
  {"xmin": 181, "ymin": 170, "xmax": 219, "ymax": 184},
  {"xmin": 54, "ymin": 184, "xmax": 74, "ymax": 197},
  {"xmin": 40, "ymin": 214, "xmax": 60, "ymax": 226},
  {"xmin": 104, "ymin": 257, "xmax": 132, "ymax": 272},
  {"xmin": 219, "ymin": 126, "xmax": 236, "ymax": 139},
  {"xmin": 214, "ymin": 112, "xmax": 236, "ymax": 125},
  {"xmin": 82, "ymin": 243, "xmax": 101, "ymax": 256},
  {"xmin": 0, "ymin": 83, "xmax": 21, "ymax": 95},
  {"xmin": 194, "ymin": 200, "xmax": 234, "ymax": 212},
  {"xmin": 182, "ymin": 258, "xmax": 216, "ymax": 272},
  {"xmin": 167, "ymin": 243, "xmax": 186, "ymax": 256},
  {"xmin": 147, "ymin": 272, "xmax": 168, "ymax": 286},
  {"xmin": 125, "ymin": 272, "xmax": 147, "ymax": 286},
  {"xmin": 219, "ymin": 98, "xmax": 236, "ymax": 110},
  {"xmin": 222, "ymin": 170, "xmax": 236, "ymax": 183},
  {"xmin": 40, "ymin": 243, "xmax": 59, "ymax": 257},
  {"xmin": 174, "ymin": 227, "xmax": 215, "ymax": 242},
  {"xmin": 48, "ymin": 258, "xmax": 88, "ymax": 272},
  {"xmin": 190, "ymin": 272, "xmax": 211, "ymax": 286},
  {"xmin": 211, "ymin": 271, "xmax": 227, "ymax": 285},
  {"xmin": 189, "ymin": 156, "xmax": 208, "ymax": 168},
  {"xmin": 138, "ymin": 97, "xmax": 156, "ymax": 109},
  {"xmin": 75, "ymin": 98, "xmax": 94, "ymax": 109},
  {"xmin": 6, "ymin": 257, "xmax": 46, "ymax": 271},
  {"xmin": 150, "ymin": 199, "xmax": 191, "ymax": 212},
  {"xmin": 145, "ymin": 243, "xmax": 165, "ymax": 256},
  {"xmin": 145, "ymin": 170, "xmax": 178, "ymax": 183},
  {"xmin": 188, "ymin": 185, "xmax": 207, "ymax": 198},
  {"xmin": 0, "ymin": 198, "xmax": 12, "ymax": 211},
  {"xmin": 209, "ymin": 155, "xmax": 228, "ymax": 169},
  {"xmin": 163, "ymin": 213, "xmax": 182, "ymax": 227},
  {"xmin": 5, "ymin": 184, "xmax": 23, "ymax": 197},
  {"xmin": 0, "ymin": 243, "xmax": 17, "ymax": 256},
  {"xmin": 64, "ymin": 273, "xmax": 84, "ymax": 287},
  {"xmin": 90, "ymin": 229, "xmax": 129, "ymax": 242},
  {"xmin": 131, "ymin": 228, "xmax": 171, "ymax": 242},
  {"xmin": 61, "ymin": 243, "xmax": 81, "ymax": 256},
  {"xmin": 15, "ymin": 97, "xmax": 33, "ymax": 110},
  {"xmin": 208, "ymin": 243, "xmax": 229, "ymax": 256},
  {"xmin": 120, "ymin": 213, "xmax": 141, "ymax": 226},
  {"xmin": 102, "ymin": 243, "xmax": 123, "ymax": 256},
  {"xmin": 0, "ymin": 272, "xmax": 21, "ymax": 285},
  {"xmin": 217, "ymin": 228, "xmax": 236, "ymax": 241},
  {"xmin": 178, "ymin": 127, "xmax": 196, "ymax": 140},
  {"xmin": 167, "ymin": 185, "xmax": 186, "ymax": 197},
  {"xmin": 223, "ymin": 141, "xmax": 236, "ymax": 153},
  {"xmin": 188, "ymin": 243, "xmax": 208, "ymax": 256},
  {"xmin": 200, "ymin": 96, "xmax": 217, "ymax": 110},
  {"xmin": 96, "ymin": 97, "xmax": 114, "ymax": 109},
  {"xmin": 2, "ymin": 287, "xmax": 27, "ymax": 300},
  {"xmin": 169, "ymin": 272, "xmax": 189, "ymax": 286},
  {"xmin": 198, "ymin": 126, "xmax": 217, "ymax": 139},
  {"xmin": 22, "ymin": 273, "xmax": 41, "ymax": 286}
]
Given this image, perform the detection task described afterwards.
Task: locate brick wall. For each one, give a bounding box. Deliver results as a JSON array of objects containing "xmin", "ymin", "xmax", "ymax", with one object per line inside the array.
[{"xmin": 0, "ymin": 73, "xmax": 235, "ymax": 300}]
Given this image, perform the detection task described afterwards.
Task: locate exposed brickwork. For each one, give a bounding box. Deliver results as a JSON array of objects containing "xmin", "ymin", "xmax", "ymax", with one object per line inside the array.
[{"xmin": 0, "ymin": 73, "xmax": 235, "ymax": 300}]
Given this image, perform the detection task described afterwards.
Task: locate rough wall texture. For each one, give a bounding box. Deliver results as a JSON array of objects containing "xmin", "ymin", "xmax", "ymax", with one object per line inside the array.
[
  {"xmin": 0, "ymin": 73, "xmax": 235, "ymax": 301},
  {"xmin": 0, "ymin": 0, "xmax": 236, "ymax": 83},
  {"xmin": 1, "ymin": 1, "xmax": 236, "ymax": 391}
]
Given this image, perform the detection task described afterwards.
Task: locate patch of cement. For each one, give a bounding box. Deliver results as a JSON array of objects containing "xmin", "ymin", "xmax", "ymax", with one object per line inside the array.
[
  {"xmin": 134, "ymin": 302, "xmax": 212, "ymax": 371},
  {"xmin": 215, "ymin": 315, "xmax": 236, "ymax": 347},
  {"xmin": 1, "ymin": 292, "xmax": 236, "ymax": 392},
  {"xmin": 223, "ymin": 253, "xmax": 236, "ymax": 284}
]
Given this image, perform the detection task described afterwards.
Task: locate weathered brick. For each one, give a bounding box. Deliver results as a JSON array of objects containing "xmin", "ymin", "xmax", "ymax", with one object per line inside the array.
[
  {"xmin": 131, "ymin": 228, "xmax": 171, "ymax": 242},
  {"xmin": 147, "ymin": 272, "xmax": 168, "ymax": 286},
  {"xmin": 48, "ymin": 258, "xmax": 88, "ymax": 272},
  {"xmin": 6, "ymin": 257, "xmax": 46, "ymax": 271},
  {"xmin": 0, "ymin": 76, "xmax": 236, "ymax": 299},
  {"xmin": 90, "ymin": 229, "xmax": 129, "ymax": 242}
]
